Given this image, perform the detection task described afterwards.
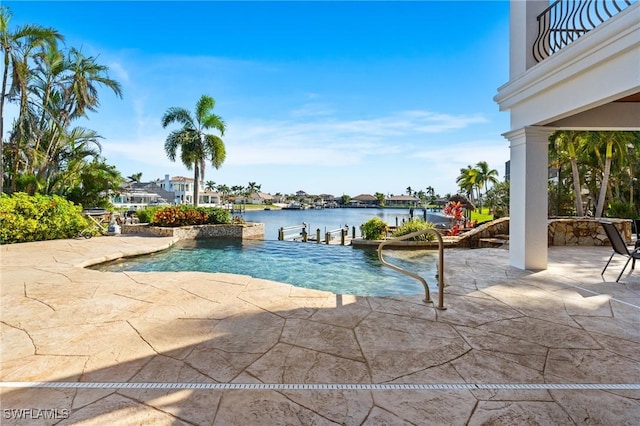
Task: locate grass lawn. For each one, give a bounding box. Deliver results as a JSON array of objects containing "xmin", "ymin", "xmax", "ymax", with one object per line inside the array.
[{"xmin": 470, "ymin": 208, "xmax": 494, "ymax": 223}]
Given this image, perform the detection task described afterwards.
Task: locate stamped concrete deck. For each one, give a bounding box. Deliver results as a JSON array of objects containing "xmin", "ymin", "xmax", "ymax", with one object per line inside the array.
[{"xmin": 1, "ymin": 235, "xmax": 639, "ymax": 425}]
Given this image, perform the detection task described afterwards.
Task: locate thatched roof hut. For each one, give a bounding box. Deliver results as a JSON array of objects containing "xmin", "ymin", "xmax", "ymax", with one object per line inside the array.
[{"xmin": 448, "ymin": 194, "xmax": 475, "ymax": 210}]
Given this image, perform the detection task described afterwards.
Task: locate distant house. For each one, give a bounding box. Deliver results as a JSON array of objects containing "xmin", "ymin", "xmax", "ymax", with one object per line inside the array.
[
  {"xmin": 319, "ymin": 194, "xmax": 338, "ymax": 208},
  {"xmin": 271, "ymin": 194, "xmax": 286, "ymax": 204},
  {"xmin": 158, "ymin": 175, "xmax": 221, "ymax": 206},
  {"xmin": 295, "ymin": 190, "xmax": 308, "ymax": 198},
  {"xmin": 159, "ymin": 175, "xmax": 195, "ymax": 205},
  {"xmin": 111, "ymin": 181, "xmax": 175, "ymax": 210},
  {"xmin": 349, "ymin": 194, "xmax": 378, "ymax": 208},
  {"xmin": 386, "ymin": 195, "xmax": 420, "ymax": 207},
  {"xmin": 237, "ymin": 192, "xmax": 274, "ymax": 205},
  {"xmin": 199, "ymin": 190, "xmax": 222, "ymax": 206}
]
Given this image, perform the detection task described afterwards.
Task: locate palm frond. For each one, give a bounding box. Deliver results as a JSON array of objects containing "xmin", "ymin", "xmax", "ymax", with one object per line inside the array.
[
  {"xmin": 195, "ymin": 95, "xmax": 215, "ymax": 123},
  {"xmin": 202, "ymin": 113, "xmax": 226, "ymax": 135},
  {"xmin": 163, "ymin": 130, "xmax": 183, "ymax": 161},
  {"xmin": 205, "ymin": 134, "xmax": 226, "ymax": 169},
  {"xmin": 161, "ymin": 107, "xmax": 193, "ymax": 129}
]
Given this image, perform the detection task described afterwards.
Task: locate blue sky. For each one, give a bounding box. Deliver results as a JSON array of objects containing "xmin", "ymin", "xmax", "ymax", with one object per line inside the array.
[{"xmin": 7, "ymin": 0, "xmax": 511, "ymax": 197}]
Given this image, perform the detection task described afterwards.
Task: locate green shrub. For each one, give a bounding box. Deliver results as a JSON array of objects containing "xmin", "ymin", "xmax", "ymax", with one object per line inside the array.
[
  {"xmin": 0, "ymin": 192, "xmax": 88, "ymax": 244},
  {"xmin": 151, "ymin": 205, "xmax": 231, "ymax": 227},
  {"xmin": 361, "ymin": 217, "xmax": 388, "ymax": 240},
  {"xmin": 207, "ymin": 207, "xmax": 232, "ymax": 225},
  {"xmin": 136, "ymin": 206, "xmax": 160, "ymax": 223},
  {"xmin": 607, "ymin": 201, "xmax": 635, "ymax": 219},
  {"xmin": 392, "ymin": 219, "xmax": 436, "ymax": 241}
]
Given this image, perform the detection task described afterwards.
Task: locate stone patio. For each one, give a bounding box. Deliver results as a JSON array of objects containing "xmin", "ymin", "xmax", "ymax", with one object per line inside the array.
[{"xmin": 1, "ymin": 235, "xmax": 638, "ymax": 425}]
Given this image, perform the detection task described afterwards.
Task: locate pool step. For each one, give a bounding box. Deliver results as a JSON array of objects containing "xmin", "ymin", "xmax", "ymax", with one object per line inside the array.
[{"xmin": 479, "ymin": 234, "xmax": 509, "ymax": 248}]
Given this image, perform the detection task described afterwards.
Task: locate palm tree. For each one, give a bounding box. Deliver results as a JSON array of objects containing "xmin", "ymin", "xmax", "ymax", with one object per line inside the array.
[
  {"xmin": 589, "ymin": 131, "xmax": 633, "ymax": 217},
  {"xmin": 217, "ymin": 184, "xmax": 230, "ymax": 203},
  {"xmin": 456, "ymin": 165, "xmax": 478, "ymax": 200},
  {"xmin": 247, "ymin": 181, "xmax": 258, "ymax": 195},
  {"xmin": 8, "ymin": 42, "xmax": 121, "ymax": 194},
  {"xmin": 127, "ymin": 172, "xmax": 142, "ymax": 183},
  {"xmin": 60, "ymin": 48, "xmax": 122, "ymax": 124},
  {"xmin": 162, "ymin": 95, "xmax": 226, "ymax": 207},
  {"xmin": 205, "ymin": 180, "xmax": 216, "ymax": 191},
  {"xmin": 549, "ymin": 130, "xmax": 587, "ymax": 216},
  {"xmin": 474, "ymin": 161, "xmax": 499, "ymax": 196},
  {"xmin": 0, "ymin": 6, "xmax": 63, "ymax": 193},
  {"xmin": 426, "ymin": 185, "xmax": 434, "ymax": 197},
  {"xmin": 231, "ymin": 185, "xmax": 244, "ymax": 196}
]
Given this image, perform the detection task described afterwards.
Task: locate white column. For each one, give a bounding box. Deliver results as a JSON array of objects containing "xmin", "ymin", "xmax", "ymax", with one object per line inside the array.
[
  {"xmin": 504, "ymin": 126, "xmax": 553, "ymax": 270},
  {"xmin": 509, "ymin": 0, "xmax": 548, "ymax": 78}
]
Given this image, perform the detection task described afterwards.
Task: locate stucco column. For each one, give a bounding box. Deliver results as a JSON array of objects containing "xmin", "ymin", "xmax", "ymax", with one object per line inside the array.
[{"xmin": 504, "ymin": 126, "xmax": 553, "ymax": 270}]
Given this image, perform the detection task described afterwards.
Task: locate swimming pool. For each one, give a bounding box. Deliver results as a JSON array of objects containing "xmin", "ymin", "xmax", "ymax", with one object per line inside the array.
[{"xmin": 94, "ymin": 238, "xmax": 440, "ymax": 297}]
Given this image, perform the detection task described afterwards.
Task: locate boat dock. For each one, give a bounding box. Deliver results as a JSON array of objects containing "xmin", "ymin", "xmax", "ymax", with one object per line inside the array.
[{"xmin": 278, "ymin": 223, "xmax": 356, "ymax": 245}]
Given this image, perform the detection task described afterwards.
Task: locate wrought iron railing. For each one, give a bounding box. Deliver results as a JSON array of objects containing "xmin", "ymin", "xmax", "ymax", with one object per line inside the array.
[{"xmin": 533, "ymin": 0, "xmax": 635, "ymax": 62}]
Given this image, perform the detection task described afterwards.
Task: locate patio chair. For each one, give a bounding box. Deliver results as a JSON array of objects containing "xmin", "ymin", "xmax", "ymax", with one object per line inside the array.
[
  {"xmin": 634, "ymin": 218, "xmax": 640, "ymax": 249},
  {"xmin": 599, "ymin": 221, "xmax": 640, "ymax": 282}
]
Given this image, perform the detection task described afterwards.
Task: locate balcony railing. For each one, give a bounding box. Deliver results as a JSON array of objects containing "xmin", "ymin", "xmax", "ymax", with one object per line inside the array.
[{"xmin": 533, "ymin": 0, "xmax": 635, "ymax": 62}]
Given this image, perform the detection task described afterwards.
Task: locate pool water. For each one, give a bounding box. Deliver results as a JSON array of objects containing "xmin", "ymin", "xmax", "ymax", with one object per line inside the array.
[{"xmin": 95, "ymin": 239, "xmax": 440, "ymax": 297}]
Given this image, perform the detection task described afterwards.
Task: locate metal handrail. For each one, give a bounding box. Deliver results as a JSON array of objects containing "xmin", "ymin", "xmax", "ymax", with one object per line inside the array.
[{"xmin": 377, "ymin": 229, "xmax": 446, "ymax": 310}]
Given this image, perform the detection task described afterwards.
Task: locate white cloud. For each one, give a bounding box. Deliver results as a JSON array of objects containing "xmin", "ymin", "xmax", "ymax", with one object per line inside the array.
[
  {"xmin": 412, "ymin": 139, "xmax": 511, "ymax": 183},
  {"xmin": 223, "ymin": 110, "xmax": 489, "ymax": 166},
  {"xmin": 107, "ymin": 60, "xmax": 130, "ymax": 84}
]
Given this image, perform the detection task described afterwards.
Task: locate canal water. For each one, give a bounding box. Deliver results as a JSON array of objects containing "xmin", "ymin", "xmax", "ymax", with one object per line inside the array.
[{"xmin": 241, "ymin": 207, "xmax": 450, "ymax": 240}]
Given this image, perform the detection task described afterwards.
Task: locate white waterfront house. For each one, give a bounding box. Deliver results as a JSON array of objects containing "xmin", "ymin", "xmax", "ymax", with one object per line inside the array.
[
  {"xmin": 159, "ymin": 175, "xmax": 222, "ymax": 206},
  {"xmin": 110, "ymin": 181, "xmax": 175, "ymax": 211},
  {"xmin": 494, "ymin": 0, "xmax": 639, "ymax": 270}
]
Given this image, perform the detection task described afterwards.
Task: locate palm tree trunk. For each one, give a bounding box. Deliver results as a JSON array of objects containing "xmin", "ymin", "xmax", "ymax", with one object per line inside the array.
[
  {"xmin": 595, "ymin": 141, "xmax": 613, "ymax": 218},
  {"xmin": 193, "ymin": 164, "xmax": 199, "ymax": 207},
  {"xmin": 570, "ymin": 157, "xmax": 584, "ymax": 216},
  {"xmin": 0, "ymin": 49, "xmax": 9, "ymax": 193}
]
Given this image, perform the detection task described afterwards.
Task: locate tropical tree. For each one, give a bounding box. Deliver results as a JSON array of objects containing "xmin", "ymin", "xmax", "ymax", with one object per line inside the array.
[
  {"xmin": 548, "ymin": 130, "xmax": 639, "ymax": 217},
  {"xmin": 405, "ymin": 186, "xmax": 413, "ymax": 196},
  {"xmin": 549, "ymin": 130, "xmax": 588, "ymax": 216},
  {"xmin": 0, "ymin": 6, "xmax": 63, "ymax": 193},
  {"xmin": 426, "ymin": 185, "xmax": 434, "ymax": 197},
  {"xmin": 127, "ymin": 172, "xmax": 142, "ymax": 183},
  {"xmin": 474, "ymin": 161, "xmax": 499, "ymax": 196},
  {"xmin": 456, "ymin": 165, "xmax": 478, "ymax": 200},
  {"xmin": 374, "ymin": 192, "xmax": 385, "ymax": 207},
  {"xmin": 217, "ymin": 184, "xmax": 230, "ymax": 203},
  {"xmin": 2, "ymin": 31, "xmax": 121, "ymax": 196},
  {"xmin": 162, "ymin": 94, "xmax": 226, "ymax": 207},
  {"xmin": 205, "ymin": 180, "xmax": 216, "ymax": 191},
  {"xmin": 485, "ymin": 181, "xmax": 509, "ymax": 218},
  {"xmin": 247, "ymin": 181, "xmax": 259, "ymax": 194},
  {"xmin": 59, "ymin": 157, "xmax": 123, "ymax": 208},
  {"xmin": 588, "ymin": 131, "xmax": 635, "ymax": 217},
  {"xmin": 231, "ymin": 185, "xmax": 244, "ymax": 196}
]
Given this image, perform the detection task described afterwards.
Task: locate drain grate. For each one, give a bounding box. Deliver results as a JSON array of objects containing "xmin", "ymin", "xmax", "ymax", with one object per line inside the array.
[{"xmin": 2, "ymin": 382, "xmax": 639, "ymax": 391}]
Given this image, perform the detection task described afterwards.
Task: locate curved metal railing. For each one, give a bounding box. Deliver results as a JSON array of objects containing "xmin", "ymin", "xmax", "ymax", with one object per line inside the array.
[
  {"xmin": 533, "ymin": 0, "xmax": 634, "ymax": 62},
  {"xmin": 377, "ymin": 229, "xmax": 446, "ymax": 310}
]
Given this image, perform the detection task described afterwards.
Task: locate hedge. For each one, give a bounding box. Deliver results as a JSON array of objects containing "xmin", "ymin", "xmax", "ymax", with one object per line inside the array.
[{"xmin": 0, "ymin": 193, "xmax": 88, "ymax": 244}]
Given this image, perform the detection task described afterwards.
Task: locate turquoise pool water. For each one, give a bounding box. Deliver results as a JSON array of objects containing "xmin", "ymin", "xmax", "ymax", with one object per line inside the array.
[{"xmin": 95, "ymin": 238, "xmax": 440, "ymax": 297}]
